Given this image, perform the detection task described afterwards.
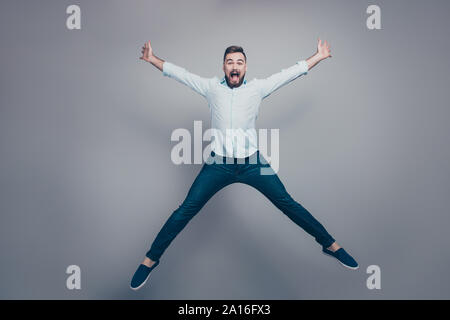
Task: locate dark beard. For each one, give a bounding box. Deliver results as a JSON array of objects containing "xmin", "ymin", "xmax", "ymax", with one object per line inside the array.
[{"xmin": 225, "ymin": 75, "xmax": 245, "ymax": 88}]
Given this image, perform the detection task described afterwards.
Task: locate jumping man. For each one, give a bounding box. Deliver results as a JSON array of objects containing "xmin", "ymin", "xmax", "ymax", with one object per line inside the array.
[{"xmin": 130, "ymin": 39, "xmax": 359, "ymax": 290}]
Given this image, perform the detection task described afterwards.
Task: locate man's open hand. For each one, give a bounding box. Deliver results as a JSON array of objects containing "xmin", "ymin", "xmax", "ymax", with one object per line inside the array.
[
  {"xmin": 140, "ymin": 40, "xmax": 154, "ymax": 63},
  {"xmin": 317, "ymin": 38, "xmax": 332, "ymax": 59}
]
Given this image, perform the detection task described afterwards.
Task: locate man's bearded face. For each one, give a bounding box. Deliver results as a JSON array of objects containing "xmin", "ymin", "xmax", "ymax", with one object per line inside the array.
[{"xmin": 223, "ymin": 52, "xmax": 247, "ymax": 88}]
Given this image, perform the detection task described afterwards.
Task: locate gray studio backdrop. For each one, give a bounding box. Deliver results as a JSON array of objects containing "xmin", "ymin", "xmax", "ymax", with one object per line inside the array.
[{"xmin": 1, "ymin": 0, "xmax": 449, "ymax": 299}]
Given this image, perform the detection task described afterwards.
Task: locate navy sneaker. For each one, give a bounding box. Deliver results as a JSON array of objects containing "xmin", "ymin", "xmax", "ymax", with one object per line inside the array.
[
  {"xmin": 130, "ymin": 260, "xmax": 160, "ymax": 290},
  {"xmin": 322, "ymin": 247, "xmax": 359, "ymax": 270}
]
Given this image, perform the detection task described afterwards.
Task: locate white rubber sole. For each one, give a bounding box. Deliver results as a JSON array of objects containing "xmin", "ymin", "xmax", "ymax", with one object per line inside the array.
[
  {"xmin": 130, "ymin": 271, "xmax": 151, "ymax": 291},
  {"xmin": 322, "ymin": 251, "xmax": 359, "ymax": 270}
]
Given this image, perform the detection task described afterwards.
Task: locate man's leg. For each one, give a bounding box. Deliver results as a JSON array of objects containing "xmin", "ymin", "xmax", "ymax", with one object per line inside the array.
[
  {"xmin": 238, "ymin": 152, "xmax": 336, "ymax": 249},
  {"xmin": 145, "ymin": 159, "xmax": 235, "ymax": 262}
]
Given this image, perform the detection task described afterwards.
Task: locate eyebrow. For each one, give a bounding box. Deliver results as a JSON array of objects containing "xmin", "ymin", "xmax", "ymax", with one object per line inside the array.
[{"xmin": 226, "ymin": 58, "xmax": 245, "ymax": 63}]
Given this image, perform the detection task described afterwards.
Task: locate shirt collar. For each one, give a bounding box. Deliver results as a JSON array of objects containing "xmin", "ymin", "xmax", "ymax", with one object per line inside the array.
[{"xmin": 220, "ymin": 77, "xmax": 247, "ymax": 87}]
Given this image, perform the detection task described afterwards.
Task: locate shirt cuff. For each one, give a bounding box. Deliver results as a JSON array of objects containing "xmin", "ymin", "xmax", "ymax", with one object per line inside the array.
[
  {"xmin": 162, "ymin": 61, "xmax": 173, "ymax": 77},
  {"xmin": 296, "ymin": 60, "xmax": 309, "ymax": 75}
]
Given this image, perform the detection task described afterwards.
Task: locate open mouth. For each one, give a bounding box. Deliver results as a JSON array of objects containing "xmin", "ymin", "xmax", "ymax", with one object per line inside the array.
[{"xmin": 230, "ymin": 71, "xmax": 239, "ymax": 81}]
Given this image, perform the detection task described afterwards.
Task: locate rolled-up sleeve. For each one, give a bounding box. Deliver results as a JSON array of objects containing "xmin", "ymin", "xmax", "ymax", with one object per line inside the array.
[
  {"xmin": 258, "ymin": 60, "xmax": 309, "ymax": 99},
  {"xmin": 162, "ymin": 61, "xmax": 211, "ymax": 98}
]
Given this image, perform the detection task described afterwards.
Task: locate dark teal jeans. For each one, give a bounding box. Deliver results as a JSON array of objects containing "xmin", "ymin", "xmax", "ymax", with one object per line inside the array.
[{"xmin": 146, "ymin": 150, "xmax": 335, "ymax": 261}]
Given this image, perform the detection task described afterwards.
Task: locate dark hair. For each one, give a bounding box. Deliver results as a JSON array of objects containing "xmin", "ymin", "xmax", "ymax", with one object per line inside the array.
[{"xmin": 223, "ymin": 45, "xmax": 246, "ymax": 63}]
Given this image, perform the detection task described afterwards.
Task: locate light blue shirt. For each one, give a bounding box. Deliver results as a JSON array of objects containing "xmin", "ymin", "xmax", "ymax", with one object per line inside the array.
[{"xmin": 162, "ymin": 60, "xmax": 309, "ymax": 158}]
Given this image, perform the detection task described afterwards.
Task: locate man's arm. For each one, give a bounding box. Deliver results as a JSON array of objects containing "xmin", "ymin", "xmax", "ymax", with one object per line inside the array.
[
  {"xmin": 259, "ymin": 38, "xmax": 332, "ymax": 99},
  {"xmin": 140, "ymin": 40, "xmax": 210, "ymax": 98}
]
